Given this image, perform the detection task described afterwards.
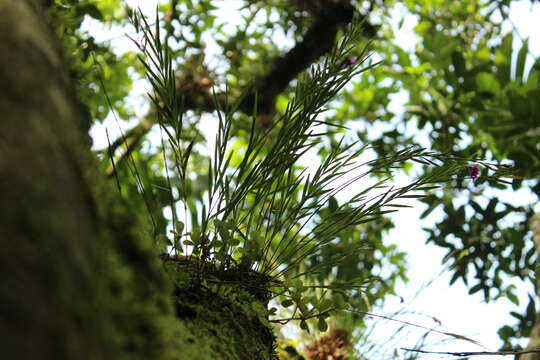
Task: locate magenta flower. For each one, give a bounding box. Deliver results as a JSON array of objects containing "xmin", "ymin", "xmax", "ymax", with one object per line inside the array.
[
  {"xmin": 469, "ymin": 164, "xmax": 480, "ymax": 182},
  {"xmin": 346, "ymin": 58, "xmax": 356, "ymax": 66}
]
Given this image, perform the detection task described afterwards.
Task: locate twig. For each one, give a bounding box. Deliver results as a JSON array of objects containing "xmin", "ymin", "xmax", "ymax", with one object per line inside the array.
[
  {"xmin": 346, "ymin": 310, "xmax": 485, "ymax": 348},
  {"xmin": 106, "ymin": 128, "xmax": 122, "ymax": 193},
  {"xmin": 270, "ymin": 308, "xmax": 335, "ymax": 324},
  {"xmin": 105, "ymin": 114, "xmax": 155, "ymax": 178},
  {"xmin": 401, "ymin": 347, "xmax": 540, "ymax": 357}
]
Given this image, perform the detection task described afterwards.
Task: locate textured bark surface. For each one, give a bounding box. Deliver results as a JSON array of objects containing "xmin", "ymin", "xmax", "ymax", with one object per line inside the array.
[
  {"xmin": 0, "ymin": 1, "xmax": 274, "ymax": 359},
  {"xmin": 520, "ymin": 219, "xmax": 540, "ymax": 360},
  {"xmin": 521, "ymin": 320, "xmax": 540, "ymax": 360},
  {"xmin": 520, "ymin": 271, "xmax": 540, "ymax": 360},
  {"xmin": 0, "ymin": 2, "xmax": 105, "ymax": 357}
]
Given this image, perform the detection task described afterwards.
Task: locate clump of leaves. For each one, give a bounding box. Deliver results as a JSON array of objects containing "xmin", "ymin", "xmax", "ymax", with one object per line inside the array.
[{"xmin": 127, "ymin": 9, "xmax": 513, "ymax": 332}]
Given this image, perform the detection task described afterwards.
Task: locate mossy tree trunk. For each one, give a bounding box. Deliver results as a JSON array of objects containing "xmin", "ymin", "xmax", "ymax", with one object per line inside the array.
[
  {"xmin": 522, "ymin": 311, "xmax": 540, "ymax": 360},
  {"xmin": 0, "ymin": 1, "xmax": 274, "ymax": 359},
  {"xmin": 521, "ymin": 242, "xmax": 540, "ymax": 360}
]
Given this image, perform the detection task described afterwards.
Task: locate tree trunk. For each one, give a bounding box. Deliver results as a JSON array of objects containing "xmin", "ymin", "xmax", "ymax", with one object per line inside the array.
[
  {"xmin": 0, "ymin": 1, "xmax": 274, "ymax": 359},
  {"xmin": 520, "ymin": 215, "xmax": 540, "ymax": 360},
  {"xmin": 521, "ymin": 314, "xmax": 540, "ymax": 360}
]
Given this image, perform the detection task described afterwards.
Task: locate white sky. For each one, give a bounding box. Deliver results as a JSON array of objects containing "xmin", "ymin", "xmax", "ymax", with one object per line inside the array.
[
  {"xmin": 87, "ymin": 1, "xmax": 540, "ymax": 358},
  {"xmin": 369, "ymin": 2, "xmax": 539, "ymax": 359}
]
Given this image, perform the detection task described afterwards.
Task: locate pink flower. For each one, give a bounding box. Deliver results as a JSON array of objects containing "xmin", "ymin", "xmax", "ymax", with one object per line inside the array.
[
  {"xmin": 469, "ymin": 164, "xmax": 480, "ymax": 182},
  {"xmin": 346, "ymin": 58, "xmax": 356, "ymax": 66}
]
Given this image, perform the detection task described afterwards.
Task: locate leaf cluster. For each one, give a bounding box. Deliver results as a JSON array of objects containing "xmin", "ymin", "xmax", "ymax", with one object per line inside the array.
[{"xmin": 127, "ymin": 8, "xmax": 514, "ymax": 333}]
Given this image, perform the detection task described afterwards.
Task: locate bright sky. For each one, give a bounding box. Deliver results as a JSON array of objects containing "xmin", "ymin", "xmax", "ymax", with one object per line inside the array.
[
  {"xmin": 87, "ymin": 1, "xmax": 540, "ymax": 358},
  {"xmin": 371, "ymin": 2, "xmax": 540, "ymax": 359}
]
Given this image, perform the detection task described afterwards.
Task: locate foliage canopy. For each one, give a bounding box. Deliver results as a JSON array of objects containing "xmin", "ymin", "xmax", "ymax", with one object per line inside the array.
[{"xmin": 54, "ymin": 0, "xmax": 539, "ymax": 356}]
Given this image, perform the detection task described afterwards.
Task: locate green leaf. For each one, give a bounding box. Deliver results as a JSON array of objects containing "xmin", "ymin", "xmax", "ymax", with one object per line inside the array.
[
  {"xmin": 476, "ymin": 72, "xmax": 501, "ymax": 94},
  {"xmin": 76, "ymin": 4, "xmax": 104, "ymax": 20},
  {"xmin": 497, "ymin": 325, "xmax": 515, "ymax": 341},
  {"xmin": 175, "ymin": 221, "xmax": 185, "ymax": 234},
  {"xmin": 328, "ymin": 196, "xmax": 338, "ymax": 213},
  {"xmin": 300, "ymin": 320, "xmax": 309, "ymax": 332},
  {"xmin": 468, "ymin": 283, "xmax": 483, "ymax": 295},
  {"xmin": 452, "ymin": 51, "xmax": 466, "ymax": 77},
  {"xmin": 317, "ymin": 317, "xmax": 328, "ymax": 332},
  {"xmin": 506, "ymin": 291, "xmax": 519, "ymax": 306},
  {"xmin": 515, "ymin": 39, "xmax": 529, "ymax": 82},
  {"xmin": 281, "ymin": 299, "xmax": 294, "ymax": 307}
]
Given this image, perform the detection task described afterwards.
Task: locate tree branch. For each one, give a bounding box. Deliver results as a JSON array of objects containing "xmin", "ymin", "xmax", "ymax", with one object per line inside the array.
[
  {"xmin": 104, "ymin": 0, "xmax": 372, "ymax": 173},
  {"xmin": 401, "ymin": 347, "xmax": 540, "ymax": 357}
]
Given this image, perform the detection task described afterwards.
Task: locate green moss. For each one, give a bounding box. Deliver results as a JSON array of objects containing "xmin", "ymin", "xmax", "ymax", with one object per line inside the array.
[
  {"xmin": 162, "ymin": 255, "xmax": 277, "ymax": 359},
  {"xmin": 80, "ymin": 158, "xmax": 278, "ymax": 359},
  {"xmin": 173, "ymin": 283, "xmax": 276, "ymax": 360}
]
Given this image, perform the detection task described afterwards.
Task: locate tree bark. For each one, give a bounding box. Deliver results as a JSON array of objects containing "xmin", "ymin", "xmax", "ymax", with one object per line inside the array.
[
  {"xmin": 0, "ymin": 1, "xmax": 274, "ymax": 359},
  {"xmin": 520, "ymin": 217, "xmax": 540, "ymax": 360},
  {"xmin": 521, "ymin": 314, "xmax": 540, "ymax": 360}
]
